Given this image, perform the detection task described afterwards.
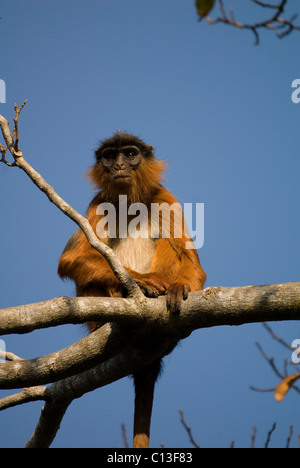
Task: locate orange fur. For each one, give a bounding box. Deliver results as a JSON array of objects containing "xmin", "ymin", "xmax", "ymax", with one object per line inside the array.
[
  {"xmin": 87, "ymin": 157, "xmax": 166, "ymax": 204},
  {"xmin": 58, "ymin": 133, "xmax": 206, "ymax": 448}
]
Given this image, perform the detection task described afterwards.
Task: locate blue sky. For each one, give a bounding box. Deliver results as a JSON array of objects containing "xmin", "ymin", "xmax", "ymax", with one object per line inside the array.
[{"xmin": 0, "ymin": 0, "xmax": 299, "ymax": 448}]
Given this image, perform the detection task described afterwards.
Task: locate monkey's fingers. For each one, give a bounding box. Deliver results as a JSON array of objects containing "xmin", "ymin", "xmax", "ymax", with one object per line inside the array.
[
  {"xmin": 182, "ymin": 284, "xmax": 190, "ymax": 301},
  {"xmin": 141, "ymin": 273, "xmax": 170, "ymax": 295},
  {"xmin": 166, "ymin": 283, "xmax": 190, "ymax": 315},
  {"xmin": 136, "ymin": 281, "xmax": 159, "ymax": 298}
]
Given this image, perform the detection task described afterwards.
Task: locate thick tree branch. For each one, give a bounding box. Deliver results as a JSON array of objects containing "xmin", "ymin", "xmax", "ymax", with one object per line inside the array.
[
  {"xmin": 0, "ymin": 283, "xmax": 299, "ymax": 390},
  {"xmin": 1, "ymin": 283, "xmax": 299, "ymax": 336},
  {"xmin": 0, "ymin": 323, "xmax": 126, "ymax": 389},
  {"xmin": 24, "ymin": 339, "xmax": 174, "ymax": 448},
  {"xmin": 0, "ymin": 296, "xmax": 147, "ymax": 335}
]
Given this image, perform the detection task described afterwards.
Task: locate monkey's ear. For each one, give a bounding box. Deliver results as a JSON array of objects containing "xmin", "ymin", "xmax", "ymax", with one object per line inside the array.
[
  {"xmin": 145, "ymin": 144, "xmax": 155, "ymax": 158},
  {"xmin": 95, "ymin": 148, "xmax": 102, "ymax": 163}
]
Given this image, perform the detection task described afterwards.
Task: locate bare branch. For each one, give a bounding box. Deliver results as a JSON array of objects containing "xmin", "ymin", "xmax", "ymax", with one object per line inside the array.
[
  {"xmin": 265, "ymin": 422, "xmax": 276, "ymax": 448},
  {"xmin": 24, "ymin": 340, "xmax": 173, "ymax": 448},
  {"xmin": 262, "ymin": 323, "xmax": 294, "ymax": 351},
  {"xmin": 204, "ymin": 0, "xmax": 300, "ymax": 44},
  {"xmin": 252, "ymin": 324, "xmax": 300, "ymax": 397},
  {"xmin": 0, "ymin": 105, "xmax": 143, "ymax": 300},
  {"xmin": 0, "ymin": 386, "xmax": 46, "ymax": 411},
  {"xmin": 249, "ymin": 385, "xmax": 274, "ymax": 393},
  {"xmin": 121, "ymin": 424, "xmax": 130, "ymax": 448},
  {"xmin": 0, "ymin": 323, "xmax": 127, "ymax": 389},
  {"xmin": 0, "ymin": 282, "xmax": 299, "ymax": 390},
  {"xmin": 286, "ymin": 424, "xmax": 293, "ymax": 448},
  {"xmin": 179, "ymin": 409, "xmax": 200, "ymax": 448},
  {"xmin": 0, "ymin": 295, "xmax": 149, "ymax": 335},
  {"xmin": 1, "ymin": 283, "xmax": 299, "ymax": 336},
  {"xmin": 251, "ymin": 426, "xmax": 257, "ymax": 448},
  {"xmin": 13, "ymin": 100, "xmax": 27, "ymax": 151},
  {"xmin": 255, "ymin": 341, "xmax": 286, "ymax": 380},
  {"xmin": 24, "ymin": 398, "xmax": 72, "ymax": 448}
]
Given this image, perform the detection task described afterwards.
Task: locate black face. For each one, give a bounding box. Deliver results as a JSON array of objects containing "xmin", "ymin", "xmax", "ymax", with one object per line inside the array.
[{"xmin": 100, "ymin": 145, "xmax": 142, "ymax": 184}]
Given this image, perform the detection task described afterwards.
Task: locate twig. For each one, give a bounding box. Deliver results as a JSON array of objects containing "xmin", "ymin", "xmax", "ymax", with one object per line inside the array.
[
  {"xmin": 13, "ymin": 100, "xmax": 27, "ymax": 151},
  {"xmin": 252, "ymin": 325, "xmax": 300, "ymax": 396},
  {"xmin": 178, "ymin": 409, "xmax": 200, "ymax": 448},
  {"xmin": 121, "ymin": 423, "xmax": 130, "ymax": 448},
  {"xmin": 265, "ymin": 422, "xmax": 276, "ymax": 448},
  {"xmin": 286, "ymin": 424, "xmax": 293, "ymax": 448},
  {"xmin": 251, "ymin": 426, "xmax": 257, "ymax": 448},
  {"xmin": 249, "ymin": 386, "xmax": 274, "ymax": 393},
  {"xmin": 204, "ymin": 0, "xmax": 300, "ymax": 45},
  {"xmin": 255, "ymin": 341, "xmax": 284, "ymax": 380},
  {"xmin": 262, "ymin": 323, "xmax": 294, "ymax": 351},
  {"xmin": 252, "ymin": 341, "xmax": 300, "ymax": 396},
  {"xmin": 0, "ymin": 101, "xmax": 26, "ymax": 166}
]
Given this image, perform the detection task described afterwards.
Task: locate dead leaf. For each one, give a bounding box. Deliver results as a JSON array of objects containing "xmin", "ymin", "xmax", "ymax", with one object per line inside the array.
[{"xmin": 274, "ymin": 373, "xmax": 300, "ymax": 402}]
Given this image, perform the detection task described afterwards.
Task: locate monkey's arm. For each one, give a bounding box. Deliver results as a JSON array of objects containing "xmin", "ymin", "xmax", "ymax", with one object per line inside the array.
[
  {"xmin": 57, "ymin": 228, "xmax": 122, "ymax": 291},
  {"xmin": 149, "ymin": 187, "xmax": 206, "ymax": 313},
  {"xmin": 150, "ymin": 238, "xmax": 206, "ymax": 291},
  {"xmin": 149, "ymin": 237, "xmax": 206, "ymax": 313}
]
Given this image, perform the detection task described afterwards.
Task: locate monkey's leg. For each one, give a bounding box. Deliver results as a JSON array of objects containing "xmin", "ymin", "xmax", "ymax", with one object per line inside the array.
[{"xmin": 133, "ymin": 359, "xmax": 162, "ymax": 448}]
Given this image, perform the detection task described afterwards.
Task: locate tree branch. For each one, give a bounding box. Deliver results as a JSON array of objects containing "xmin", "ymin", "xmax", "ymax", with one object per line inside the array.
[
  {"xmin": 0, "ymin": 283, "xmax": 299, "ymax": 390},
  {"xmin": 1, "ymin": 283, "xmax": 299, "ymax": 337},
  {"xmin": 0, "ymin": 323, "xmax": 126, "ymax": 389},
  {"xmin": 179, "ymin": 409, "xmax": 200, "ymax": 448},
  {"xmin": 0, "ymin": 104, "xmax": 143, "ymax": 300},
  {"xmin": 24, "ymin": 339, "xmax": 174, "ymax": 448},
  {"xmin": 0, "ymin": 386, "xmax": 46, "ymax": 411},
  {"xmin": 204, "ymin": 0, "xmax": 300, "ymax": 44}
]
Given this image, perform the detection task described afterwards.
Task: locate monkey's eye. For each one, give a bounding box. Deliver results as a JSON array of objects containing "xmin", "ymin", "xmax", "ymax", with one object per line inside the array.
[
  {"xmin": 102, "ymin": 150, "xmax": 116, "ymax": 160},
  {"xmin": 124, "ymin": 147, "xmax": 139, "ymax": 159}
]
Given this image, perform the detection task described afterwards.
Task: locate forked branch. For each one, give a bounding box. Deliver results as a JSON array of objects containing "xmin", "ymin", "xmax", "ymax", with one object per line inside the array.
[{"xmin": 204, "ymin": 0, "xmax": 300, "ymax": 44}]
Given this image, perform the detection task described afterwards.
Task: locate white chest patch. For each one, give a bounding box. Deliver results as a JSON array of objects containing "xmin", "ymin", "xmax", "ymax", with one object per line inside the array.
[
  {"xmin": 106, "ymin": 203, "xmax": 160, "ymax": 274},
  {"xmin": 111, "ymin": 237, "xmax": 156, "ymax": 274}
]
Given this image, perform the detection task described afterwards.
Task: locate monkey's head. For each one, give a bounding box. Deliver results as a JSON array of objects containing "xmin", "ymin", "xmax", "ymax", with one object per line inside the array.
[{"xmin": 88, "ymin": 132, "xmax": 166, "ymax": 203}]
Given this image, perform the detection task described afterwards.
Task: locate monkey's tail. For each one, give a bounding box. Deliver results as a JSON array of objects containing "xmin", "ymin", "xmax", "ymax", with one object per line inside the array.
[{"xmin": 133, "ymin": 359, "xmax": 162, "ymax": 448}]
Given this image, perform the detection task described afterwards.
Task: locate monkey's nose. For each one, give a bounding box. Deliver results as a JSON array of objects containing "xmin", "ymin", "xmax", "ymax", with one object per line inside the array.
[
  {"xmin": 115, "ymin": 162, "xmax": 126, "ymax": 170},
  {"xmin": 114, "ymin": 154, "xmax": 126, "ymax": 171}
]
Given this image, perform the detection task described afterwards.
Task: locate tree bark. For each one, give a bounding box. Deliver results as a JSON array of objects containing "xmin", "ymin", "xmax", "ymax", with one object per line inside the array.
[{"xmin": 0, "ymin": 283, "xmax": 299, "ymax": 390}]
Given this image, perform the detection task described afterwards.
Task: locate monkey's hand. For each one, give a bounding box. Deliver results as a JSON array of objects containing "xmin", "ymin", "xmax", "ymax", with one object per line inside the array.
[
  {"xmin": 133, "ymin": 272, "xmax": 170, "ymax": 298},
  {"xmin": 166, "ymin": 282, "xmax": 191, "ymax": 315}
]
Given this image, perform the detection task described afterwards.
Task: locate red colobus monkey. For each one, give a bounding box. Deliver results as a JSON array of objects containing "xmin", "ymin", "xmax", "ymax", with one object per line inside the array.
[{"xmin": 58, "ymin": 132, "xmax": 206, "ymax": 448}]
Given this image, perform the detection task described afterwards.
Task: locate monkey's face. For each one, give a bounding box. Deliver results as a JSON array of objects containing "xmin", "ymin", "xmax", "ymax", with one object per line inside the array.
[
  {"xmin": 100, "ymin": 145, "xmax": 142, "ymax": 186},
  {"xmin": 88, "ymin": 133, "xmax": 164, "ymax": 200}
]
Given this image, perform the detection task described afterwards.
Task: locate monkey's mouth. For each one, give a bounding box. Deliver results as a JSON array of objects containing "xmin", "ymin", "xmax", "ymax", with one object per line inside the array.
[{"xmin": 113, "ymin": 173, "xmax": 131, "ymax": 181}]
